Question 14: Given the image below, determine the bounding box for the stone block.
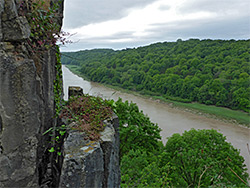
[68,86,83,98]
[101,117,120,188]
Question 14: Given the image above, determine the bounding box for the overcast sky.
[61,0,250,51]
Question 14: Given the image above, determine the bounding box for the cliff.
[0,1,120,187]
[59,116,120,188]
[59,86,120,188]
[0,0,64,187]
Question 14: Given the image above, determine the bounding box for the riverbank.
[65,64,250,127]
[63,65,250,178]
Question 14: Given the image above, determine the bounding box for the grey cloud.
[147,14,250,42]
[60,32,154,51]
[178,0,250,15]
[61,0,250,51]
[63,13,249,51]
[102,31,135,40]
[63,0,156,29]
[158,5,171,11]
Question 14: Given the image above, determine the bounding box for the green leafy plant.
[164,129,249,187]
[121,149,170,187]
[107,98,168,187]
[19,0,72,53]
[107,98,162,158]
[28,0,59,51]
[43,123,67,155]
[54,46,63,117]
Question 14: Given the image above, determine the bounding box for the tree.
[232,87,250,112]
[108,98,162,158]
[62,39,250,112]
[121,149,170,187]
[164,129,249,187]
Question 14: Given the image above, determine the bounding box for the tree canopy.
[108,100,249,187]
[164,129,249,187]
[62,39,250,112]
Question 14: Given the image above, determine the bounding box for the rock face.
[59,116,120,188]
[1,0,31,41]
[0,0,64,187]
[0,0,120,187]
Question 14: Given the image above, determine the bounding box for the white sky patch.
[108,38,134,43]
[69,0,216,43]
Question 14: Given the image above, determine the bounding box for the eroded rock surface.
[60,116,120,188]
[0,0,63,187]
[0,1,120,187]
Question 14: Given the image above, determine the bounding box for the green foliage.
[108,99,169,187]
[19,0,71,53]
[112,99,249,187]
[107,98,162,158]
[43,124,67,156]
[60,95,113,140]
[27,0,60,51]
[54,46,64,117]
[164,129,249,187]
[46,46,64,155]
[61,49,115,66]
[62,39,250,112]
[121,149,170,187]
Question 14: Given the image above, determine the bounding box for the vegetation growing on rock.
[60,95,113,140]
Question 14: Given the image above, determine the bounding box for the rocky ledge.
[60,116,120,188]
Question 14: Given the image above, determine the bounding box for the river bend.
[62,65,250,174]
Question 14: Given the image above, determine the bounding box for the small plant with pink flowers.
[18,0,71,53]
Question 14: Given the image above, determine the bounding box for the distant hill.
[61,39,250,112]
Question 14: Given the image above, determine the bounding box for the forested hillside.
[62,39,250,112]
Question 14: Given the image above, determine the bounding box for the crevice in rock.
[0,144,3,154]
[0,115,2,134]
[100,142,111,188]
[38,118,66,188]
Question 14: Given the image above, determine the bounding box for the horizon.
[60,37,250,52]
[61,0,250,52]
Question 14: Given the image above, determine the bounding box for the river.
[62,65,250,174]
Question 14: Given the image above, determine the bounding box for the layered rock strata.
[0,0,63,187]
[0,0,120,187]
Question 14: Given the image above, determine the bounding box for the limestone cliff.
[0,0,63,187]
[0,1,120,187]
[59,86,120,188]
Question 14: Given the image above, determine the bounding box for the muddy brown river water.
[62,65,250,175]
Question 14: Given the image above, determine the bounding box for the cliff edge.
[0,0,63,187]
[0,1,120,187]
